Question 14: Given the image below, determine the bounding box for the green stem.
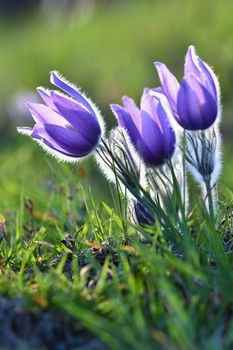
[205,179,215,222]
[182,130,186,213]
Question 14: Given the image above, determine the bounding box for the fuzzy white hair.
[95,127,147,197]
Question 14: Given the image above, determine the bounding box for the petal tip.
[187,44,196,52]
[185,45,198,63]
[50,70,59,76]
[36,86,50,97]
[154,61,164,69]
[143,87,149,94]
[25,101,32,109]
[122,95,130,102]
[37,86,46,93]
[25,101,38,111]
[50,70,61,84]
[110,103,121,112]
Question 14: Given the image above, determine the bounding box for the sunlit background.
[0,0,232,211]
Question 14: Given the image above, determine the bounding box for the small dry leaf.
[33,295,49,308]
[30,283,40,291]
[79,165,85,178]
[84,241,103,249]
[122,246,138,254]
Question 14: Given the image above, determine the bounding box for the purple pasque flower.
[154,45,220,131]
[134,201,155,226]
[110,88,176,166]
[18,71,104,162]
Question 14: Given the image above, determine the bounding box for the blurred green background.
[0,0,232,213]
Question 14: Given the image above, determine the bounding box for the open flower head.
[155,45,220,130]
[18,71,105,162]
[110,88,176,167]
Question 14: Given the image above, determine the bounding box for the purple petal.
[110,104,142,148]
[32,123,94,157]
[154,62,180,113]
[26,102,67,126]
[135,202,155,225]
[157,101,176,156]
[150,87,165,95]
[122,96,141,132]
[50,71,95,115]
[184,46,201,78]
[140,109,175,165]
[37,87,58,112]
[140,110,164,164]
[198,60,218,100]
[50,91,101,145]
[185,46,217,100]
[177,75,217,130]
[140,89,162,130]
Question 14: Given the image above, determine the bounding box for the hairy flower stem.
[185,127,221,220]
[205,178,216,221]
[182,130,186,214]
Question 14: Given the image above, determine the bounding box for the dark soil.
[0,297,109,350]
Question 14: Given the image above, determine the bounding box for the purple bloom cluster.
[111,45,220,167]
[18,45,220,171]
[18,44,221,221]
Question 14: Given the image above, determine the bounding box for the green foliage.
[0,158,232,349]
[0,1,232,348]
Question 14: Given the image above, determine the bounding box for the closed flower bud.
[155,45,221,131]
[128,199,155,227]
